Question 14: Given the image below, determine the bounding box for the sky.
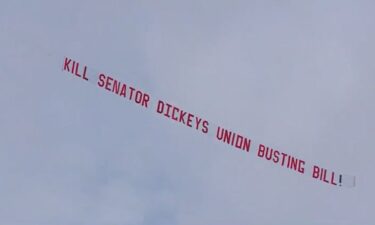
[1,1,374,224]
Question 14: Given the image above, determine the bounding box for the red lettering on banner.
[120,85,126,97]
[112,79,121,94]
[258,144,265,157]
[98,74,105,87]
[96,73,150,108]
[323,169,329,183]
[74,62,81,77]
[165,103,172,118]
[135,91,143,104]
[157,100,164,113]
[62,57,352,188]
[235,135,244,149]
[187,113,193,127]
[82,66,88,80]
[280,152,288,166]
[172,107,179,121]
[273,150,280,163]
[312,165,337,186]
[179,110,186,124]
[202,121,209,133]
[331,172,337,186]
[74,63,80,76]
[299,160,305,174]
[156,99,209,134]
[223,129,232,145]
[216,126,251,152]
[64,58,71,71]
[257,144,305,174]
[72,61,76,74]
[129,87,135,100]
[105,76,113,91]
[63,57,89,82]
[313,166,320,179]
[142,94,149,108]
[195,117,202,130]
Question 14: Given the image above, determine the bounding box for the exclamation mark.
[339,174,342,186]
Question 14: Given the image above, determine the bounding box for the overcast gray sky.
[1,1,374,224]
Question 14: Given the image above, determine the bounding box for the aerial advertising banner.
[62,56,356,188]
